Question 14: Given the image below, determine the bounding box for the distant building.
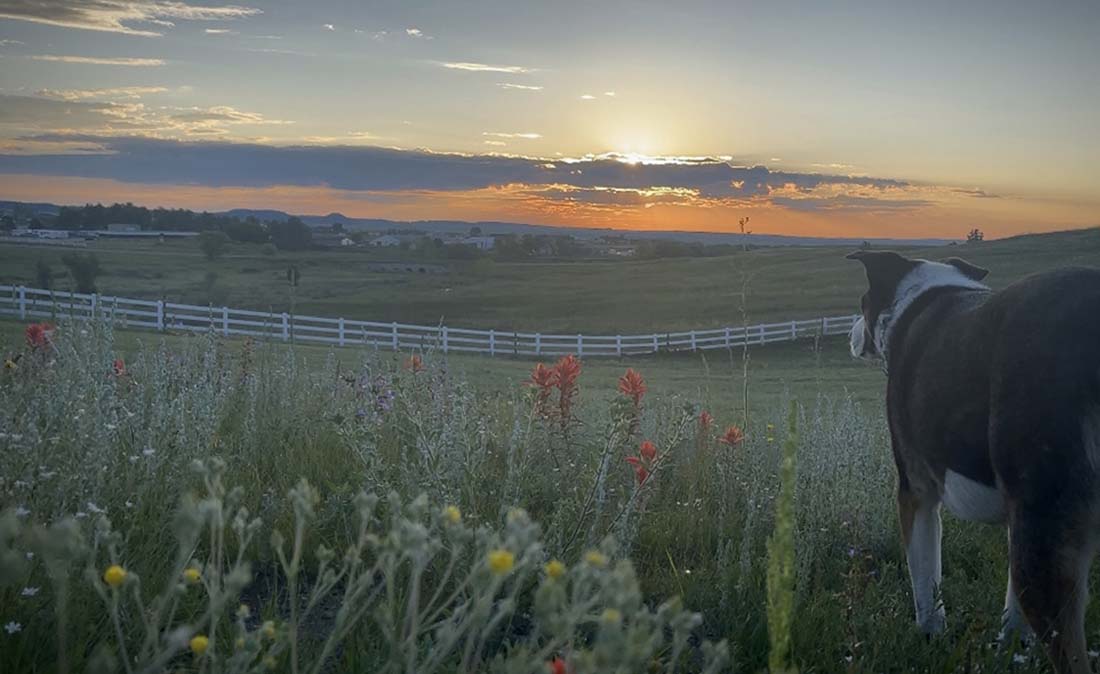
[340,237,355,247]
[31,229,72,239]
[107,223,141,232]
[370,234,402,247]
[462,236,495,251]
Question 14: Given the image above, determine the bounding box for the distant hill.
[1,199,957,248]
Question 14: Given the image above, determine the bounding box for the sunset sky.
[0,1,1097,238]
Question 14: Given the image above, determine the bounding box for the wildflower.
[142,447,155,457]
[263,656,278,669]
[190,634,209,656]
[235,637,245,650]
[625,456,650,485]
[487,549,515,576]
[262,621,276,639]
[526,362,556,417]
[182,567,201,584]
[14,506,29,518]
[601,608,622,624]
[237,604,251,618]
[548,657,570,674]
[3,358,16,370]
[112,359,126,377]
[544,559,566,580]
[403,354,424,373]
[103,565,127,589]
[24,322,54,349]
[583,550,608,568]
[443,505,461,524]
[20,587,39,597]
[719,425,745,447]
[639,439,657,462]
[617,368,647,406]
[4,622,21,635]
[699,410,714,432]
[554,354,581,423]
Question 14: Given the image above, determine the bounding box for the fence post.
[690,330,697,351]
[442,326,448,353]
[338,318,345,346]
[281,313,289,341]
[821,317,828,335]
[18,286,26,319]
[724,326,731,348]
[90,293,98,320]
[391,322,399,350]
[156,300,164,331]
[652,334,658,353]
[489,329,496,357]
[535,333,541,356]
[759,325,765,345]
[791,320,797,340]
[223,306,230,337]
[577,333,583,357]
[616,334,622,357]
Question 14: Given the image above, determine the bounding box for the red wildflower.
[547,658,570,674]
[553,355,581,424]
[403,354,424,373]
[617,368,647,407]
[625,455,650,485]
[719,425,745,446]
[24,322,54,349]
[112,358,126,377]
[699,410,714,431]
[526,362,556,417]
[626,439,658,485]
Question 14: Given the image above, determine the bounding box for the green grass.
[3,226,1097,333]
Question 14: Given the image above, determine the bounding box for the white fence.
[0,284,860,358]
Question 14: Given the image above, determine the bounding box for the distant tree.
[966,228,984,243]
[469,225,483,237]
[61,252,102,293]
[0,215,14,232]
[221,218,268,243]
[260,242,277,256]
[198,230,230,260]
[331,222,344,234]
[269,217,313,250]
[860,240,871,250]
[35,259,51,289]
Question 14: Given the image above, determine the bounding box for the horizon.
[0,1,1098,239]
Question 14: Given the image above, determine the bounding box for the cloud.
[168,106,293,126]
[483,140,506,146]
[498,83,542,91]
[36,86,169,100]
[0,136,913,206]
[604,91,615,97]
[579,94,595,100]
[952,187,1001,199]
[441,62,532,74]
[204,28,238,34]
[0,0,261,37]
[768,195,931,212]
[322,23,335,31]
[405,27,431,38]
[0,38,25,46]
[30,54,165,66]
[482,132,541,139]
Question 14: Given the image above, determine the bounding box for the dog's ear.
[944,257,989,281]
[845,251,915,289]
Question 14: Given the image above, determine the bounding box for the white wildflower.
[142,447,155,457]
[75,511,88,519]
[21,587,39,597]
[86,502,105,514]
[4,622,21,635]
[15,506,30,518]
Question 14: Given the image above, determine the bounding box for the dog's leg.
[899,486,945,634]
[1000,558,1034,644]
[1010,512,1094,674]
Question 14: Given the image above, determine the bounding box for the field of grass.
[2,229,1099,672]
[3,226,1097,333]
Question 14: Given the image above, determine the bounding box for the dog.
[847,250,1100,673]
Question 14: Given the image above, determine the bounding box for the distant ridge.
[2,200,955,248]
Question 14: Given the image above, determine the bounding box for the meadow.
[1,228,1099,672]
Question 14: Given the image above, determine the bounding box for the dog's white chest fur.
[942,470,1006,523]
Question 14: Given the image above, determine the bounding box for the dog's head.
[846,251,989,361]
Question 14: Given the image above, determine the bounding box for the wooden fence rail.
[0,284,860,358]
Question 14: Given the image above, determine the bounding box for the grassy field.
[2,228,1099,672]
[2,226,1097,333]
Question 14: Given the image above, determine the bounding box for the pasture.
[1,228,1098,673]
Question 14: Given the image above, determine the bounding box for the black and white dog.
[848,251,1100,673]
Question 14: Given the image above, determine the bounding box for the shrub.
[60,252,102,293]
[199,230,231,260]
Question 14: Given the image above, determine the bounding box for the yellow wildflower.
[443,505,461,525]
[583,550,608,568]
[487,549,515,575]
[103,565,127,588]
[190,634,209,656]
[182,567,201,584]
[601,608,622,624]
[237,604,251,618]
[263,656,278,670]
[544,559,566,580]
[3,359,15,370]
[235,637,245,650]
[262,621,276,639]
